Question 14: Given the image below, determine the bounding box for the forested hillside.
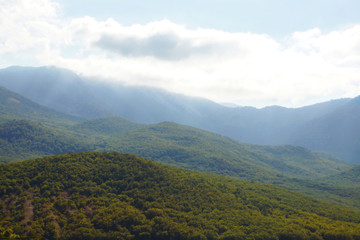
[0,119,91,163]
[320,165,360,188]
[104,121,350,180]
[70,117,144,136]
[1,152,360,240]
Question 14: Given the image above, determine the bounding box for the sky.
[1,0,360,107]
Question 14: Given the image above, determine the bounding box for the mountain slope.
[71,117,144,136]
[0,86,80,127]
[101,121,360,209]
[0,66,225,123]
[320,165,360,188]
[0,66,111,119]
[1,152,360,239]
[0,119,92,163]
[106,121,350,181]
[288,96,360,164]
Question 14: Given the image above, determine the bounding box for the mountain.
[0,66,111,119]
[0,84,356,209]
[1,152,360,239]
[287,96,360,164]
[0,66,225,124]
[0,67,359,163]
[1,66,357,163]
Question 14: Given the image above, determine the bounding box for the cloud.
[1,0,360,107]
[92,19,245,61]
[96,33,217,61]
[0,0,61,50]
[96,33,193,60]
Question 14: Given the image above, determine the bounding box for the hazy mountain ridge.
[287,96,360,163]
[1,152,360,239]
[0,66,111,119]
[0,86,81,127]
[0,66,358,163]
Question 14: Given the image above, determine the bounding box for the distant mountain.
[1,66,359,163]
[0,66,111,119]
[0,66,225,124]
[287,96,360,163]
[0,86,80,127]
[1,152,360,239]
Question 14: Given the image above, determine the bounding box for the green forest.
[1,152,360,240]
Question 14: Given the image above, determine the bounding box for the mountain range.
[1,84,360,211]
[0,66,359,163]
[1,65,360,239]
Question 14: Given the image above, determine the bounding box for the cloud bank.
[1,0,360,107]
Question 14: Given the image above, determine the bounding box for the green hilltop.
[1,152,360,240]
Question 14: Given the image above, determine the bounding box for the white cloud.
[1,0,360,107]
[0,0,62,53]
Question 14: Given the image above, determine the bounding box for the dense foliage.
[320,165,360,188]
[0,120,91,162]
[104,122,350,180]
[70,117,144,136]
[1,152,360,240]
